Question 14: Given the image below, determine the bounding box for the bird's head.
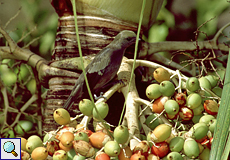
[113,30,137,48]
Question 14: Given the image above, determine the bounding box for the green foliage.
[148,0,229,42]
[210,49,230,160]
[0,0,57,138]
[1,0,58,59]
[148,0,174,43]
[196,0,229,40]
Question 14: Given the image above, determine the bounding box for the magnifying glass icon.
[3,141,18,157]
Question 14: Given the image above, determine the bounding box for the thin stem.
[71,0,94,105]
[118,0,146,126]
[71,0,113,139]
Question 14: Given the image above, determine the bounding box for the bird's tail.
[63,95,75,111]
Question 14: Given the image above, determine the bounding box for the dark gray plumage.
[63,30,137,112]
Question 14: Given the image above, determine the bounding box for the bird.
[63,30,137,113]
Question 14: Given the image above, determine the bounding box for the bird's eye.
[127,37,133,41]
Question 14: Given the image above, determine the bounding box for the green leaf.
[210,49,230,160]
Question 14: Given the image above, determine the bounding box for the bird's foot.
[117,79,125,86]
[94,92,107,100]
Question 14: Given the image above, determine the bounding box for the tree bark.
[44,0,163,131]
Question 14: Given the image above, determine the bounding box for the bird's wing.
[86,47,111,74]
[62,94,75,110]
[63,79,85,110]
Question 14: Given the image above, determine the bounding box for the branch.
[95,82,126,104]
[134,98,172,126]
[213,22,230,43]
[0,85,10,132]
[117,57,141,148]
[146,41,228,56]
[4,7,22,29]
[0,27,82,87]
[126,59,180,76]
[144,22,230,56]
[0,26,47,67]
[0,27,18,53]
[138,105,152,136]
[10,94,39,127]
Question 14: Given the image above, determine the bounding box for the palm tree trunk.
[43,0,163,132]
